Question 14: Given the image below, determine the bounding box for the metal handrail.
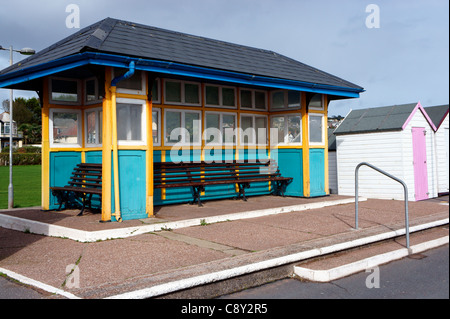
[355,162,410,249]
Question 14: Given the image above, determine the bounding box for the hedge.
[0,153,41,166]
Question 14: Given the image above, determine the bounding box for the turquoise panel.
[111,150,147,221]
[49,151,82,209]
[85,151,102,164]
[275,149,303,197]
[309,148,326,197]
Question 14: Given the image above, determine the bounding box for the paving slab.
[0,195,447,299]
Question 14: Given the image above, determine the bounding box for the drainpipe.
[110,61,136,222]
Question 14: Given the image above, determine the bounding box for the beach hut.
[425,105,449,195]
[0,18,364,221]
[334,102,439,201]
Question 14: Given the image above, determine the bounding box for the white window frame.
[152,107,161,146]
[49,108,82,148]
[240,88,267,111]
[164,109,202,146]
[85,107,102,147]
[84,77,102,105]
[270,90,302,111]
[151,78,161,104]
[116,98,147,146]
[308,113,325,145]
[164,79,201,106]
[270,114,302,146]
[239,113,268,146]
[112,68,147,95]
[204,111,237,146]
[204,84,237,109]
[308,94,324,111]
[49,77,82,105]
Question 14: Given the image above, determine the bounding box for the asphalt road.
[220,244,449,299]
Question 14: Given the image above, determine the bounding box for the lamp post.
[0,45,35,209]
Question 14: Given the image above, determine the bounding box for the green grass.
[0,165,41,209]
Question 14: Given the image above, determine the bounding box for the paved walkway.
[0,195,448,299]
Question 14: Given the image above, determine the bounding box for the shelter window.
[164,109,201,145]
[270,115,301,145]
[309,114,324,145]
[152,108,161,146]
[49,108,82,147]
[116,98,146,145]
[164,80,201,106]
[204,112,237,145]
[85,108,103,147]
[84,78,102,105]
[49,77,81,105]
[113,68,146,95]
[151,78,161,104]
[270,90,301,110]
[240,114,268,146]
[205,85,236,108]
[308,94,324,110]
[240,89,267,110]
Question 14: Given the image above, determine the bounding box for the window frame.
[270,90,302,111]
[270,114,302,146]
[49,77,82,105]
[49,108,82,148]
[112,68,147,95]
[240,88,268,111]
[204,84,237,109]
[204,111,238,146]
[308,113,325,145]
[308,94,324,111]
[151,78,161,104]
[84,77,102,105]
[239,113,268,146]
[84,107,103,147]
[115,98,147,146]
[152,107,161,146]
[164,108,202,146]
[163,79,201,106]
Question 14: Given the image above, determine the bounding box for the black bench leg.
[191,186,205,207]
[237,183,250,201]
[52,190,67,211]
[78,194,87,216]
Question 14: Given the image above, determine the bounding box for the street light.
[0,45,36,209]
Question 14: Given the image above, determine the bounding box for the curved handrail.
[355,162,410,249]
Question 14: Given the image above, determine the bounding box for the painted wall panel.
[435,114,449,194]
[276,149,303,197]
[49,151,82,209]
[309,149,326,197]
[328,151,338,194]
[111,150,147,221]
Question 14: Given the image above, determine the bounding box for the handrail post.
[355,162,410,250]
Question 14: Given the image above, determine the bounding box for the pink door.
[412,127,429,200]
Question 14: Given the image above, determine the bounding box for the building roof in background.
[0,18,363,96]
[424,105,449,129]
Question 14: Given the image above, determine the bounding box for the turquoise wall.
[275,148,303,197]
[309,148,326,197]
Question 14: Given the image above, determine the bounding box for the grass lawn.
[0,165,41,209]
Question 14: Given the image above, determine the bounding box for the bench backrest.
[67,163,102,189]
[153,160,281,187]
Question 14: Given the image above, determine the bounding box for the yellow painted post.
[110,85,122,222]
[301,93,310,197]
[41,77,50,210]
[101,67,113,222]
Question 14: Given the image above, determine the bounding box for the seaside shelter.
[0,18,364,221]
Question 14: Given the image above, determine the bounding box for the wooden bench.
[50,163,102,216]
[153,160,292,207]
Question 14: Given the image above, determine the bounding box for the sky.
[0,0,448,116]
